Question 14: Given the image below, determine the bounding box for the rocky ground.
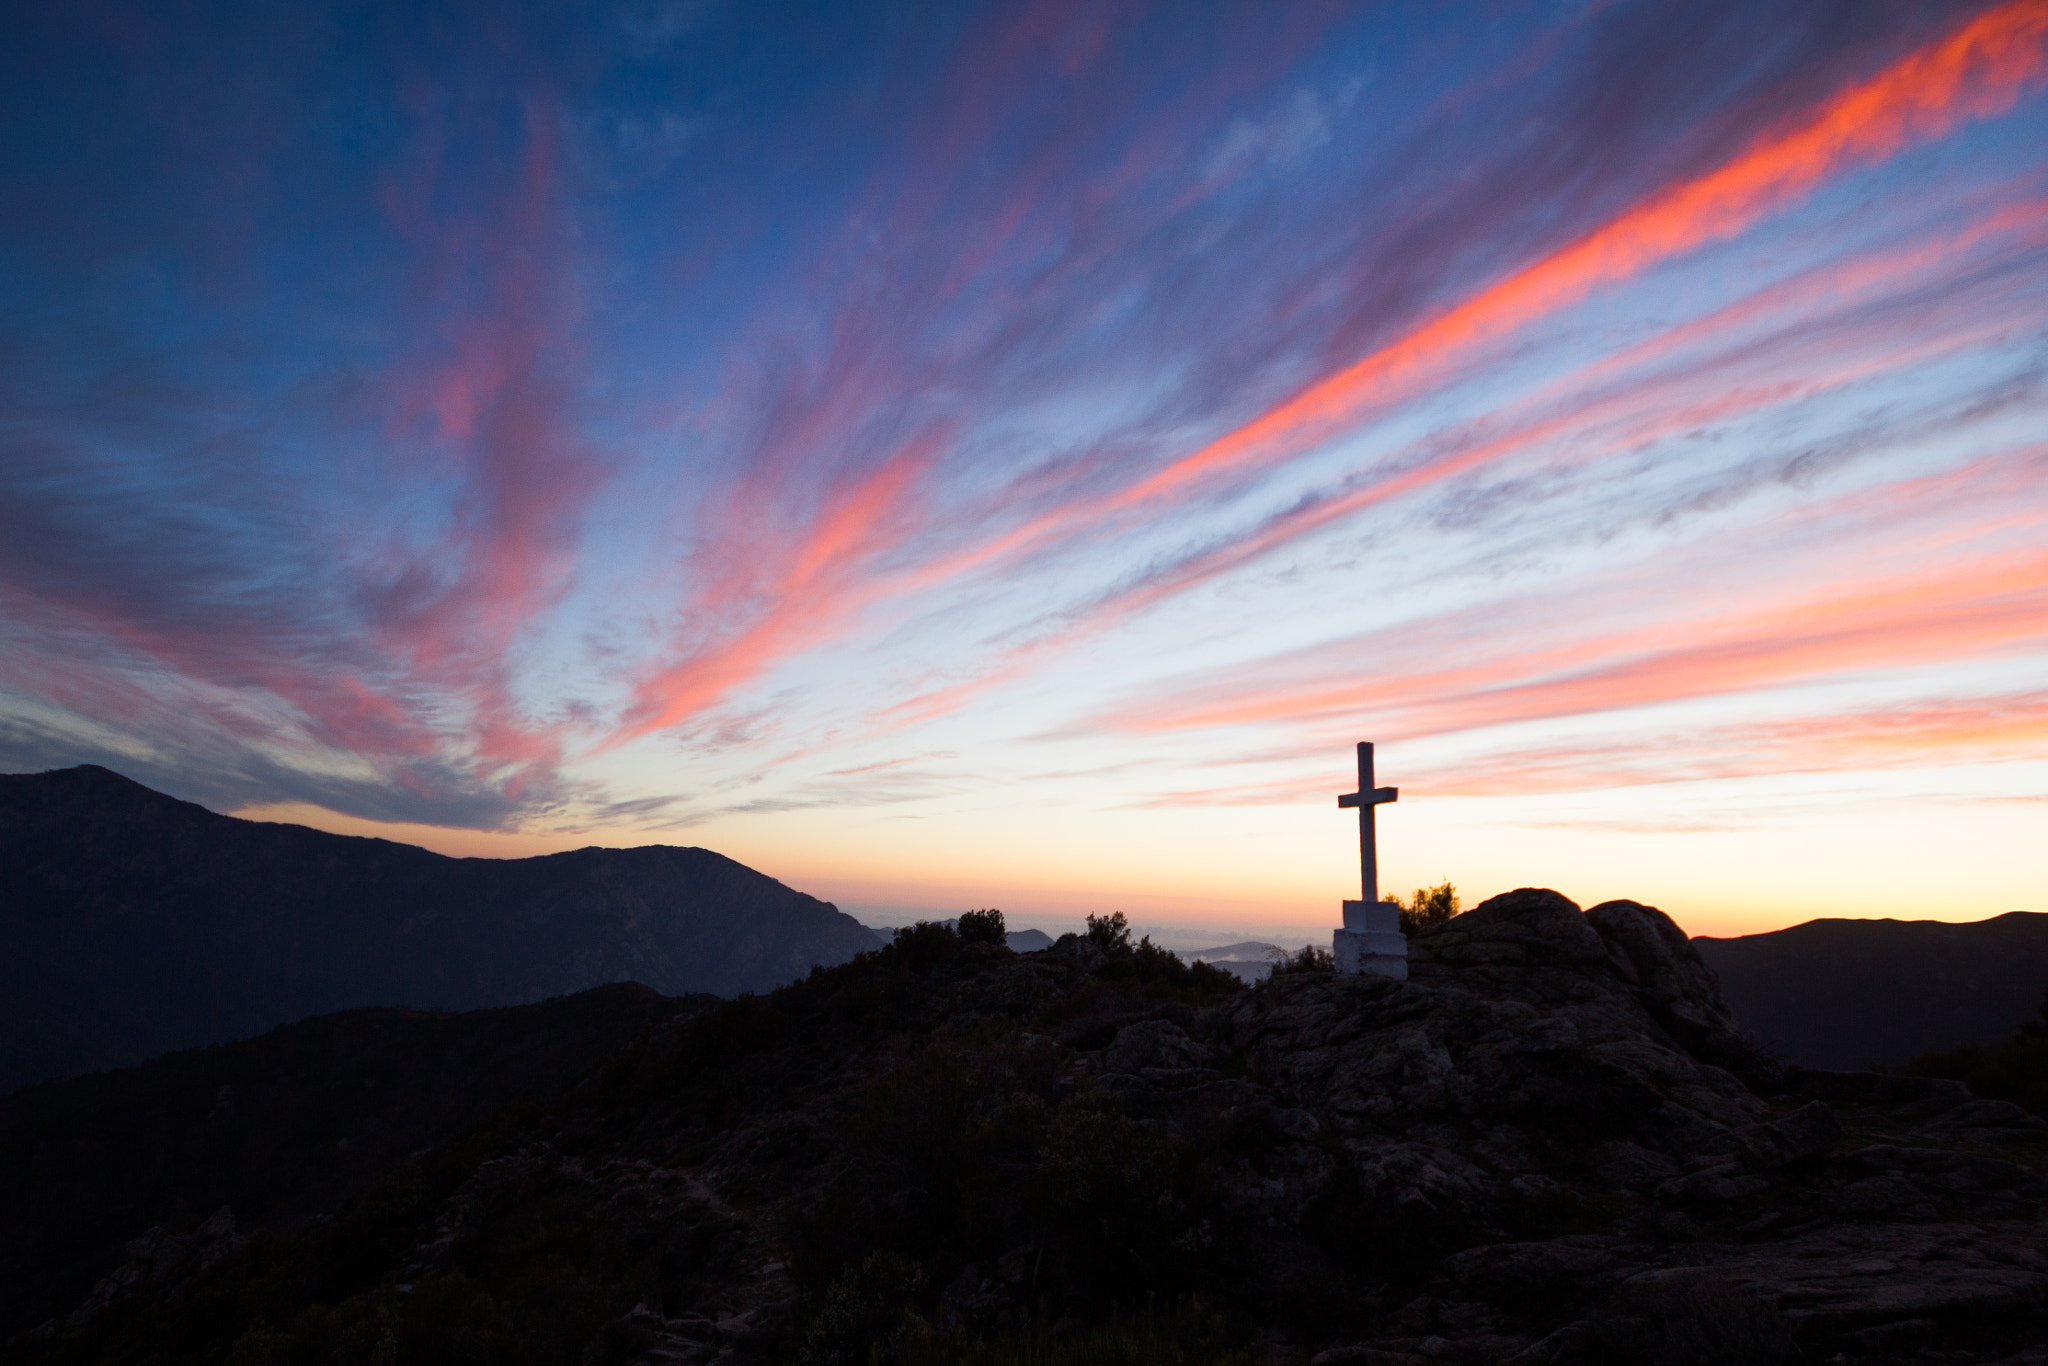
[1226,891,2048,1363]
[10,890,2047,1365]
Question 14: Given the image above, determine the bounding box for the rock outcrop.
[1212,890,2048,1363]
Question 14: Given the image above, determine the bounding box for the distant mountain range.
[0,766,879,1094]
[1695,911,2048,1069]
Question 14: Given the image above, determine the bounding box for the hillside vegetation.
[0,983,705,1338]
[1890,988,2048,1120]
[14,891,2048,1365]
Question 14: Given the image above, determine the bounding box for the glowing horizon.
[3,0,2046,940]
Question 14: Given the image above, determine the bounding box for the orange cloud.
[1105,0,2048,512]
[1123,688,2048,810]
[1426,690,2048,798]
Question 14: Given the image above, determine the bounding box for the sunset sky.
[3,0,2045,938]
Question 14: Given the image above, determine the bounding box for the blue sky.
[4,0,2046,935]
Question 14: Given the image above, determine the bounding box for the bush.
[1085,943,1243,1001]
[1889,986,2048,1117]
[1396,882,1458,934]
[1271,945,1334,976]
[958,909,1007,946]
[890,921,964,971]
[797,1249,930,1366]
[1085,912,1132,953]
[1033,1101,1224,1297]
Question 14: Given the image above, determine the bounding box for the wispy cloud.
[1076,440,2048,744]
[630,2,2048,752]
[1062,1,2048,521]
[2,0,2045,911]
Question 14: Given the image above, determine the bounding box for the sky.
[2,0,2046,940]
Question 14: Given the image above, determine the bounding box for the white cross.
[1336,741,1398,903]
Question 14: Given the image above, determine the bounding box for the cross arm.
[1336,786,1398,808]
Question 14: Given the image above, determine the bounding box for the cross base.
[1335,899,1408,979]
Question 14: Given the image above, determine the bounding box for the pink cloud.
[611,434,945,744]
[1081,444,2048,745]
[1095,1,2048,514]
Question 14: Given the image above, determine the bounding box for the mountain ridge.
[1694,910,2048,1069]
[0,765,878,1093]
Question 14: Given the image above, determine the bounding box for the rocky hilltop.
[11,890,2048,1365]
[0,766,879,1093]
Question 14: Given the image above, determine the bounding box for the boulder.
[1446,1240,1620,1305]
[1584,900,1744,1056]
[1101,1019,1211,1073]
[1411,889,1610,971]
[1711,1101,1841,1170]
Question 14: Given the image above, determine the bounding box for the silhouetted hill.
[0,765,880,1092]
[17,894,2048,1364]
[1694,912,2048,1069]
[0,982,709,1338]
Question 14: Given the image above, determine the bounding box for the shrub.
[1271,945,1334,975]
[1396,882,1458,934]
[1889,986,2048,1117]
[958,909,1007,946]
[890,921,964,971]
[797,1249,929,1366]
[1032,1101,1224,1298]
[1087,939,1243,999]
[1085,912,1132,954]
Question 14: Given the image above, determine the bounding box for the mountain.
[0,766,880,1093]
[1693,912,2048,1069]
[15,893,2048,1364]
[0,982,708,1338]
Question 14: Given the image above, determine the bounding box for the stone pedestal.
[1335,899,1407,979]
